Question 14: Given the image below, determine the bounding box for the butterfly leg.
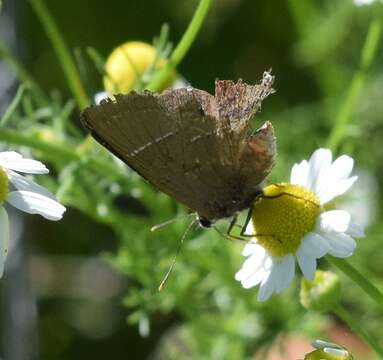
[213,226,246,242]
[239,205,254,237]
[213,214,247,242]
[223,205,257,240]
[227,214,238,236]
[262,186,320,207]
[239,205,282,243]
[223,214,248,241]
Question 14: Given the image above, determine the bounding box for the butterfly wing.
[81,76,276,221]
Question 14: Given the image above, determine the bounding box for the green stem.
[0,128,126,182]
[146,0,213,91]
[327,15,382,152]
[0,84,27,126]
[334,304,383,358]
[326,256,383,309]
[0,40,47,105]
[28,0,90,109]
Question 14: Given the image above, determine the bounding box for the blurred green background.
[0,0,382,359]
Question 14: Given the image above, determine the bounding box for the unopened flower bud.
[304,339,353,359]
[104,41,176,93]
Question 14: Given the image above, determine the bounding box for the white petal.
[297,252,317,280]
[235,247,268,282]
[334,176,358,197]
[0,151,23,161]
[318,210,351,233]
[274,255,295,294]
[328,155,354,181]
[290,160,309,186]
[306,148,332,192]
[346,222,365,238]
[0,154,49,174]
[323,232,356,258]
[241,241,262,257]
[241,267,269,289]
[318,176,358,204]
[235,255,264,281]
[299,232,329,259]
[270,259,284,294]
[0,207,9,278]
[257,269,276,302]
[6,170,56,200]
[263,255,273,271]
[236,244,274,291]
[7,191,66,220]
[313,153,356,204]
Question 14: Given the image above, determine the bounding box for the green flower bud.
[300,270,341,311]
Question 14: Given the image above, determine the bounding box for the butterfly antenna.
[158,218,197,291]
[151,213,196,232]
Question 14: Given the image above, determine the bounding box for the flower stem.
[326,256,383,309]
[147,0,213,91]
[0,40,47,106]
[0,84,27,126]
[327,14,382,152]
[28,0,90,109]
[334,304,383,359]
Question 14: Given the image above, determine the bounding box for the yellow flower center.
[251,183,321,257]
[0,167,9,204]
[104,41,176,94]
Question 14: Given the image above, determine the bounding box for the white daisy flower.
[235,148,364,302]
[0,151,66,277]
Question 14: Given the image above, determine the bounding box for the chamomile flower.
[0,151,66,277]
[235,149,364,302]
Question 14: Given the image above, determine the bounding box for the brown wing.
[81,75,276,221]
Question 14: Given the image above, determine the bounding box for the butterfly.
[81,71,276,232]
